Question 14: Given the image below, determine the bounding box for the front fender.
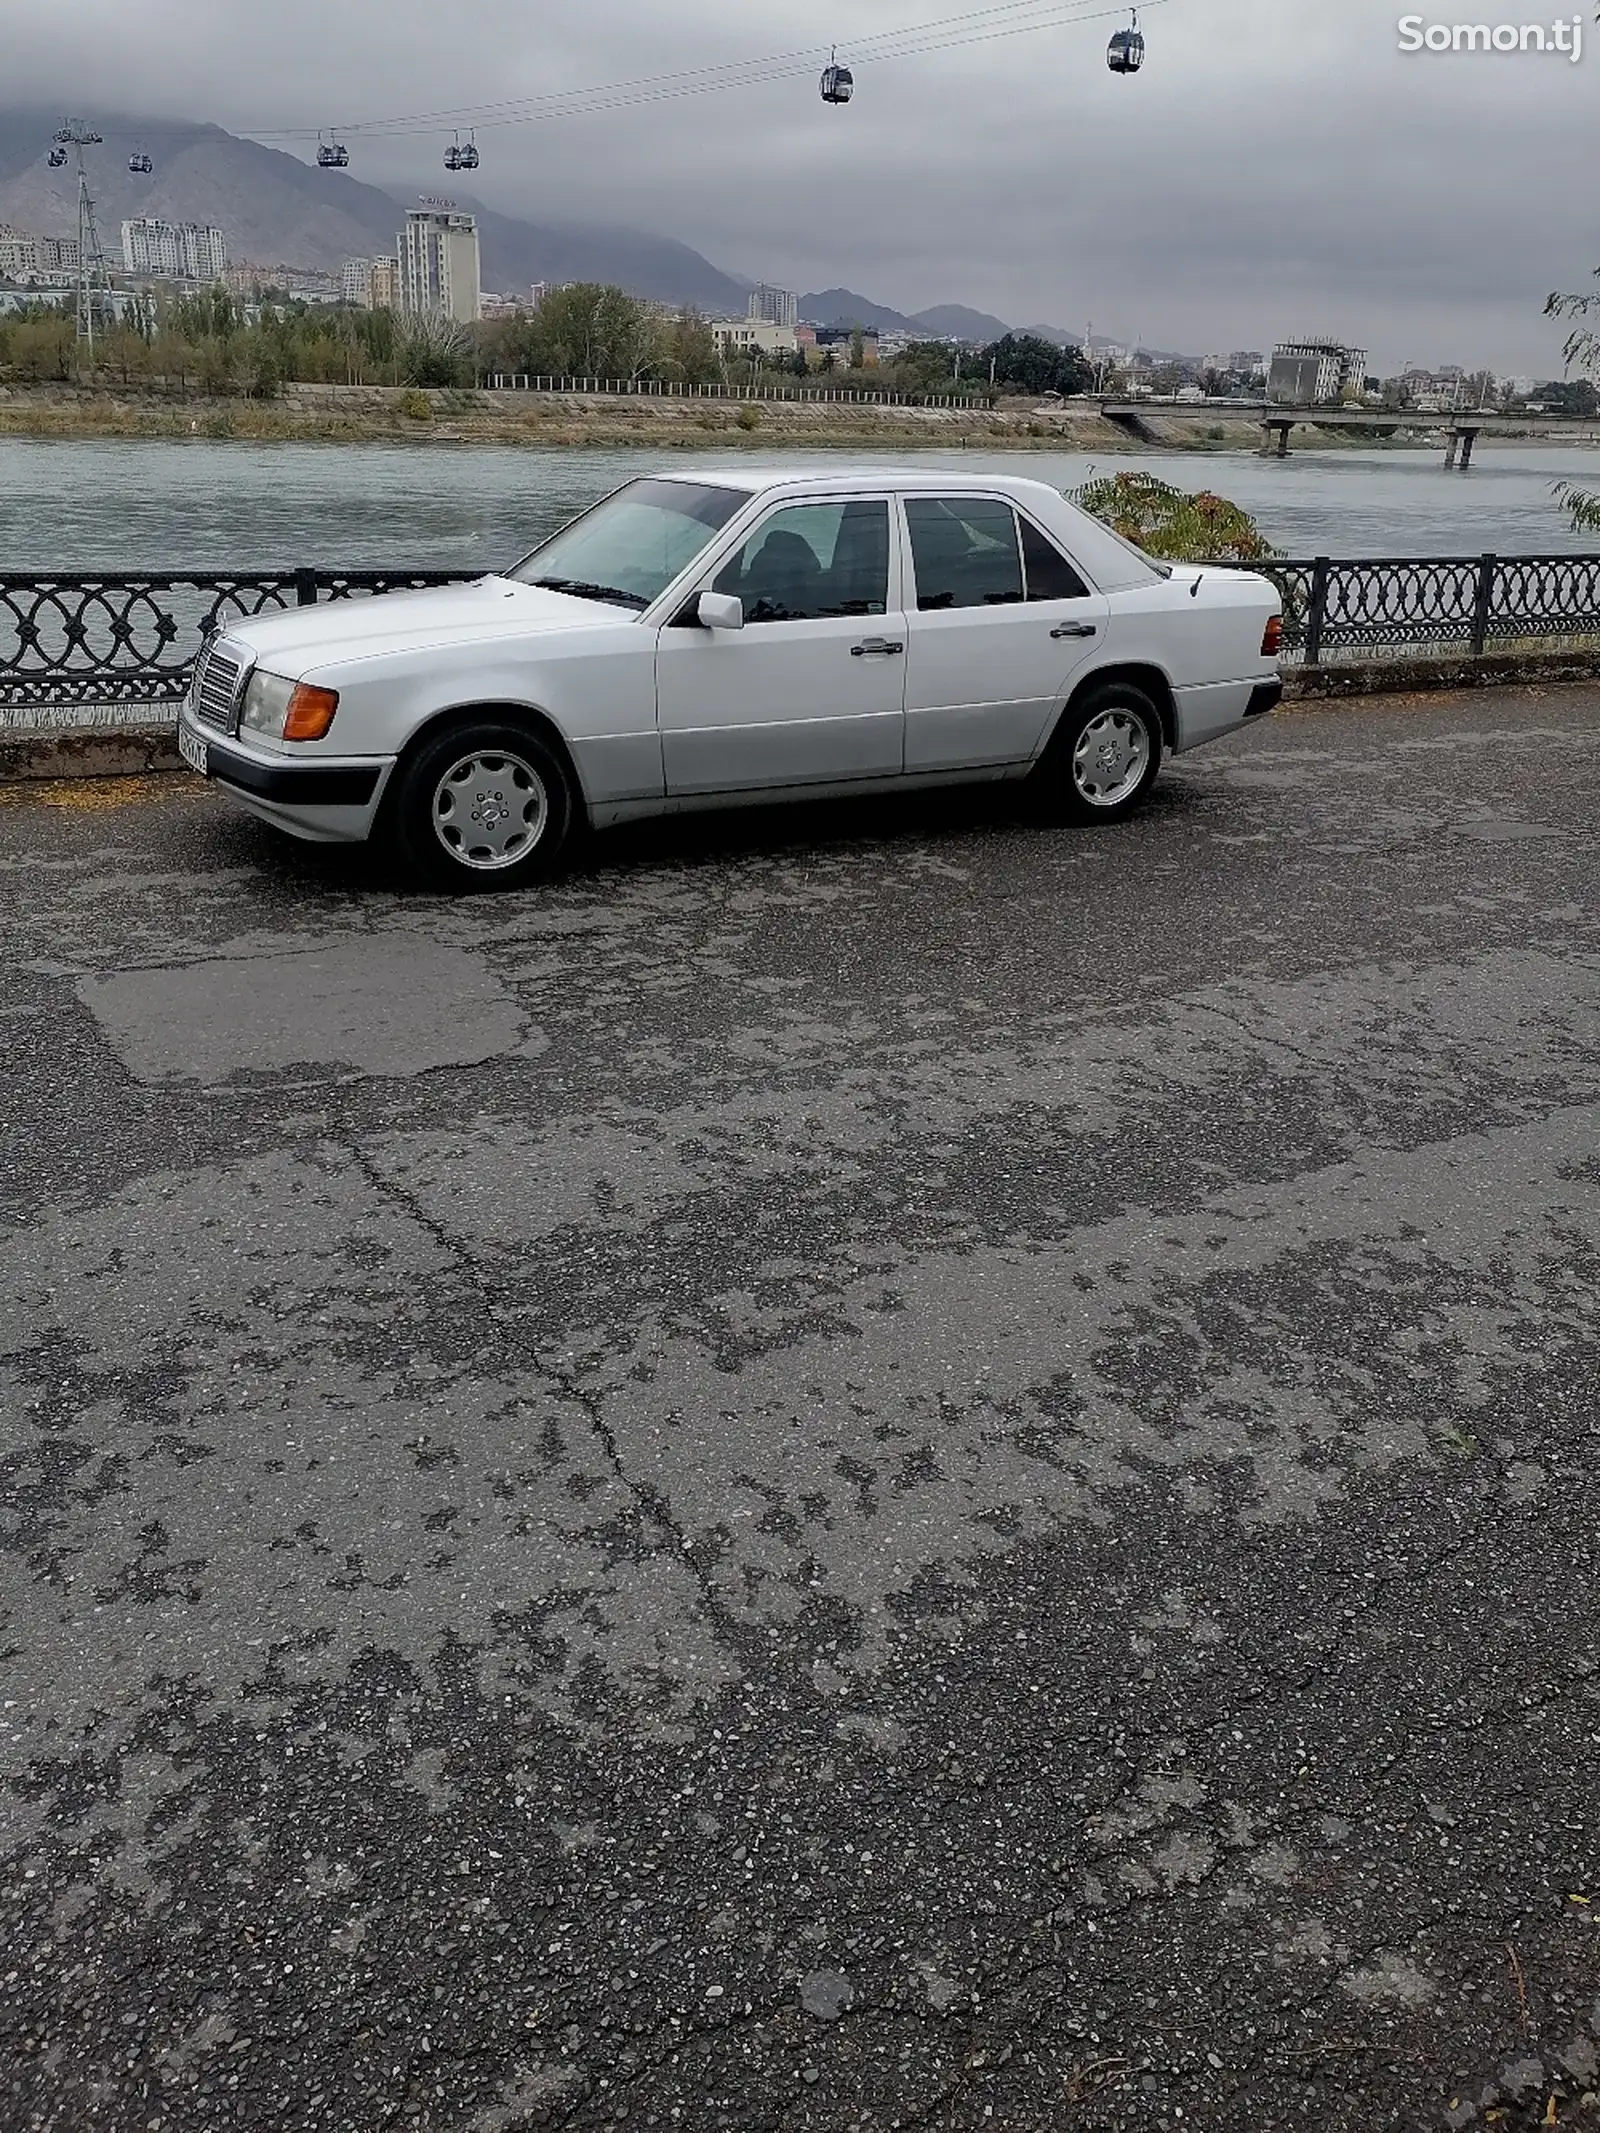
[295,632,665,806]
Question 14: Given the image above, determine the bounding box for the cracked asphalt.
[2,686,1598,2133]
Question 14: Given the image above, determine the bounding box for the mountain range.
[0,108,1086,345]
[797,289,1086,348]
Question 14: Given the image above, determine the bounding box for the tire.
[1028,680,1164,825]
[388,719,575,892]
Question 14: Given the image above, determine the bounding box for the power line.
[248,0,1170,142]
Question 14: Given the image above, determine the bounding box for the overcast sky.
[7,0,1595,371]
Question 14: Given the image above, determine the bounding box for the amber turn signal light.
[1260,614,1283,659]
[282,683,340,742]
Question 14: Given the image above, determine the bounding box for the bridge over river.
[1093,397,1600,467]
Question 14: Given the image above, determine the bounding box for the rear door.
[655,494,907,795]
[901,494,1110,772]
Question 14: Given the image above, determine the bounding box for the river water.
[4,437,1599,572]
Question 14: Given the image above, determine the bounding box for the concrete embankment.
[0,380,1505,453]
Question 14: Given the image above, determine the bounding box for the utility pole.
[55,122,113,361]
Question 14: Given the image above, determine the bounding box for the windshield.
[508,479,747,610]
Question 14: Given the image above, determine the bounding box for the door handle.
[1050,621,1098,639]
[851,638,904,656]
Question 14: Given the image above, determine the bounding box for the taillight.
[1261,614,1283,659]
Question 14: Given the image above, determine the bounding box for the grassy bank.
[1,380,1551,454]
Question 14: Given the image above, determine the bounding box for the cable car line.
[259,0,1148,139]
[249,0,1173,160]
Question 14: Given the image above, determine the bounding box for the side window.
[712,500,889,623]
[905,496,1023,611]
[1019,515,1091,602]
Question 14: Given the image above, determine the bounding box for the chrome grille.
[193,643,244,732]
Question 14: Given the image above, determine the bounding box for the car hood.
[216,576,638,675]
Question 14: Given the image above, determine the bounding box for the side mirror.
[697,590,745,631]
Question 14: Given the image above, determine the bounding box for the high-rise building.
[189,225,228,282]
[341,258,373,306]
[0,224,41,279]
[1267,339,1367,406]
[399,208,480,324]
[39,234,80,275]
[370,257,399,309]
[121,217,228,283]
[747,283,798,328]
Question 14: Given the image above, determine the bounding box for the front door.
[901,494,1110,772]
[656,496,906,795]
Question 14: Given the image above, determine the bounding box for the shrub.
[734,404,760,432]
[1074,471,1272,563]
[399,388,433,421]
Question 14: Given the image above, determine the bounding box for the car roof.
[681,465,1066,501]
[645,466,1168,594]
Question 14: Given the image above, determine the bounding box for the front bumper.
[181,704,395,845]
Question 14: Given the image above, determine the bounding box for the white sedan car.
[177,467,1283,890]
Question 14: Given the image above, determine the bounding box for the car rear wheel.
[1030,681,1163,824]
[389,720,574,891]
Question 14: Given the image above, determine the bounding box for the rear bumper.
[183,706,394,844]
[1243,679,1284,719]
[1171,675,1281,753]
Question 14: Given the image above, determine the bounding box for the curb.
[1283,650,1600,700]
[0,725,185,783]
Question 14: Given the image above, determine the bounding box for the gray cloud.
[6,0,1592,369]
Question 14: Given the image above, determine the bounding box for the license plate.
[177,725,208,776]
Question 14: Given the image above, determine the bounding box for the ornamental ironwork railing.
[1247,552,1600,665]
[0,570,471,726]
[5,552,1600,729]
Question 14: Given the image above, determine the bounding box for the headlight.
[240,669,296,737]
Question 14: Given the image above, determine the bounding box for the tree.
[980,332,1093,398]
[1534,377,1600,418]
[1545,267,1600,528]
[849,326,865,371]
[402,316,474,388]
[666,310,719,384]
[512,282,664,382]
[1074,473,1273,563]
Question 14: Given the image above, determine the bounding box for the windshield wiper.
[530,576,649,611]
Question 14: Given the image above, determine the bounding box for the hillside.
[0,109,746,310]
[799,288,1031,344]
[0,109,1088,339]
[903,302,1012,343]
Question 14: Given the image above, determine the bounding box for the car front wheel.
[1031,682,1163,824]
[389,719,574,891]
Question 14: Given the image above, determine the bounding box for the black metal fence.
[0,570,471,726]
[5,551,1600,729]
[1256,552,1600,665]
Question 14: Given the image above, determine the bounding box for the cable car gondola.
[47,144,68,168]
[316,132,351,169]
[820,48,854,104]
[128,150,153,175]
[1107,11,1145,73]
[444,130,479,172]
